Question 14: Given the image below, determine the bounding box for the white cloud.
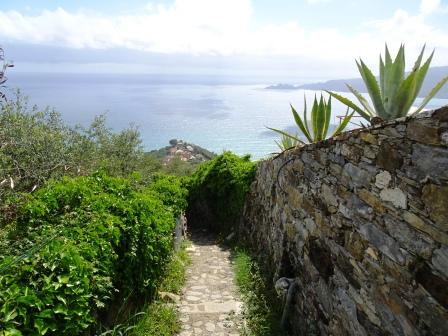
[420,0,441,16]
[0,0,447,68]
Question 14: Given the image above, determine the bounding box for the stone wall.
[240,106,448,335]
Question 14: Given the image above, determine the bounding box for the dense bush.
[187,152,256,234]
[0,93,164,226]
[0,172,188,335]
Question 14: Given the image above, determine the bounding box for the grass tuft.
[131,240,192,336]
[233,249,286,336]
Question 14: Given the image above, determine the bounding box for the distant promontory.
[265,65,448,99]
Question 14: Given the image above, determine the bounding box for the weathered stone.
[422,184,448,231]
[415,263,448,309]
[343,163,371,188]
[403,211,448,245]
[383,214,433,258]
[288,186,304,210]
[345,231,368,261]
[432,246,448,279]
[358,188,386,214]
[376,142,403,172]
[410,144,448,182]
[360,132,378,145]
[363,146,377,159]
[321,183,338,208]
[358,223,405,264]
[441,131,448,146]
[375,171,391,189]
[379,188,407,209]
[406,120,440,145]
[341,144,363,162]
[365,247,379,260]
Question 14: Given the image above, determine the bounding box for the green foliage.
[233,250,285,336]
[147,173,189,217]
[130,303,179,336]
[0,172,188,335]
[0,93,146,226]
[328,44,448,121]
[268,95,353,149]
[131,241,191,336]
[0,46,14,102]
[188,152,256,234]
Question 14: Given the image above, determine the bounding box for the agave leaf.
[326,91,372,121]
[394,70,419,117]
[412,50,434,103]
[291,104,312,142]
[311,95,319,140]
[302,95,311,136]
[332,108,355,137]
[322,96,332,140]
[357,59,386,118]
[346,84,375,116]
[413,75,448,115]
[266,127,302,143]
[412,44,426,72]
[316,95,326,141]
[380,55,385,95]
[383,45,405,116]
[385,44,392,67]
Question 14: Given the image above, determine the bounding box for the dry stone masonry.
[240,106,448,335]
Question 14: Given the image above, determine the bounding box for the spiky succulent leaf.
[357,59,386,117]
[267,127,302,143]
[382,45,405,116]
[394,69,419,118]
[316,95,326,141]
[412,44,426,72]
[347,84,375,116]
[291,104,312,142]
[311,95,319,140]
[326,91,372,121]
[332,108,354,137]
[322,96,332,139]
[413,75,448,115]
[412,50,434,104]
[302,96,311,136]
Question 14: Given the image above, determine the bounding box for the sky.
[0,0,447,80]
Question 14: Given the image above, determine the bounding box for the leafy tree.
[0,46,14,102]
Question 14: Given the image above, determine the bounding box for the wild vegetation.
[0,93,202,226]
[187,152,256,234]
[233,249,285,336]
[0,172,189,335]
[0,47,14,102]
[328,44,448,121]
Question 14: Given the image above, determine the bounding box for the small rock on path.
[177,232,242,336]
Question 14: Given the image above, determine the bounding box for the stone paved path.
[177,232,242,336]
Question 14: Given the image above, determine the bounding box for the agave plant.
[268,95,354,148]
[274,132,300,151]
[328,44,448,122]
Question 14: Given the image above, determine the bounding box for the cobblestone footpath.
[177,232,242,335]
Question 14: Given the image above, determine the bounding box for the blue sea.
[7,73,448,160]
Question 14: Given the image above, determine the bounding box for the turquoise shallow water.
[8,73,448,160]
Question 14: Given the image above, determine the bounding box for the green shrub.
[187,152,256,234]
[0,172,188,335]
